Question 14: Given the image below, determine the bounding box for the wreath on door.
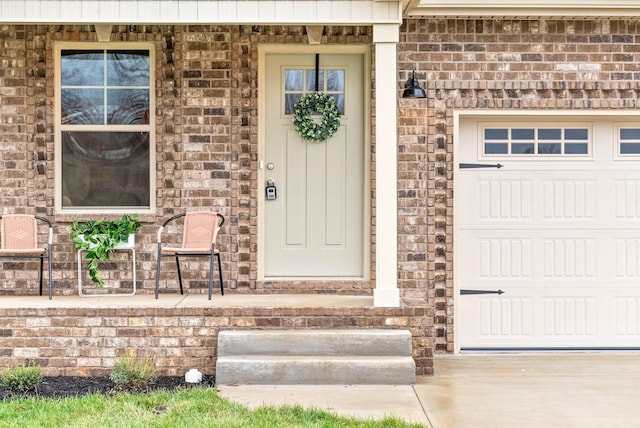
[293,92,341,143]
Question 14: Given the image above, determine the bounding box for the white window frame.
[614,124,640,160]
[54,41,156,215]
[478,122,593,161]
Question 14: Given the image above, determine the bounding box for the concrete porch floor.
[0,293,374,308]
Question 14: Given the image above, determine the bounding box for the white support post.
[373,24,400,307]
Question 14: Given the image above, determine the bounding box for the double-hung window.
[55,43,154,213]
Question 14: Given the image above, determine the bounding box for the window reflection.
[61,50,150,126]
[62,131,150,207]
[538,143,561,154]
[538,129,561,140]
[107,51,150,86]
[511,129,534,140]
[284,67,346,115]
[485,128,508,140]
[61,88,104,125]
[285,70,303,91]
[332,94,344,115]
[285,94,302,116]
[61,50,104,85]
[306,70,324,91]
[107,89,150,124]
[512,143,535,154]
[326,70,344,91]
[566,143,588,154]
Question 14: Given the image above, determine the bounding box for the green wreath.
[293,92,341,143]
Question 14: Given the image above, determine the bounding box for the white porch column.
[373,23,400,307]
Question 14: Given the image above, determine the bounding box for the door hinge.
[460,289,505,295]
[459,163,503,169]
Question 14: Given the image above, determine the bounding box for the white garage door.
[457,117,640,350]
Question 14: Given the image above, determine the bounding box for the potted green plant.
[70,214,142,288]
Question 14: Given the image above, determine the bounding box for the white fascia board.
[0,0,402,25]
[403,0,640,18]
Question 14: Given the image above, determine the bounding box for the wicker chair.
[155,211,225,300]
[0,214,53,299]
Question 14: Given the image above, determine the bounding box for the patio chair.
[0,214,53,299]
[155,211,225,300]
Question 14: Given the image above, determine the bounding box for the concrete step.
[217,329,412,357]
[215,329,416,385]
[216,355,416,385]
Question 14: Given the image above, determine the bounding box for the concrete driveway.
[416,353,640,428]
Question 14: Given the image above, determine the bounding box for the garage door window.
[483,127,590,157]
[618,128,640,156]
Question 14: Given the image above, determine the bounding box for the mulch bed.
[0,376,216,400]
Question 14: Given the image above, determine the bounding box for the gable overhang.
[0,0,402,25]
[402,0,640,19]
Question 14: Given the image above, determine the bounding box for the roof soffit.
[402,0,640,19]
[0,0,402,25]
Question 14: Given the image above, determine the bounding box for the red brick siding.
[399,18,640,352]
[0,306,434,376]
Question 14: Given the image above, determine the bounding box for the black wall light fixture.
[402,71,427,98]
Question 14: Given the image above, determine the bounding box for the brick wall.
[0,305,434,376]
[398,18,640,352]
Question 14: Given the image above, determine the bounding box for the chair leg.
[155,245,162,299]
[208,253,214,300]
[47,246,52,300]
[217,254,224,296]
[175,256,184,295]
[39,256,44,296]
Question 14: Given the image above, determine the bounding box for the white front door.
[457,116,640,350]
[264,53,364,277]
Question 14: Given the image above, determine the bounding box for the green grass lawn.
[0,387,426,428]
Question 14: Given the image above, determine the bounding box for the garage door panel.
[481,297,534,338]
[542,178,597,220]
[615,178,640,219]
[458,235,533,281]
[542,297,598,337]
[478,178,533,220]
[458,231,606,282]
[478,238,533,279]
[458,173,605,225]
[615,297,640,336]
[542,238,596,278]
[462,291,640,348]
[458,175,534,225]
[461,294,602,348]
[615,238,640,277]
